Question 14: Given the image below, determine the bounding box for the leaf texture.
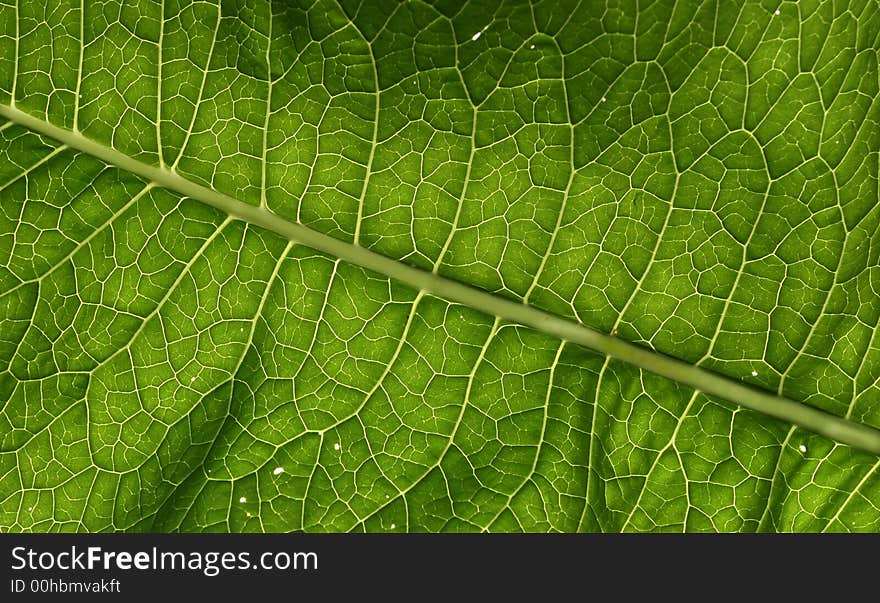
[1,0,880,532]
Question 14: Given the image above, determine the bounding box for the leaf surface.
[1,0,880,532]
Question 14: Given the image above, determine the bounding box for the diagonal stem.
[2,102,879,456]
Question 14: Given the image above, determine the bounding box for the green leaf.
[1,0,879,533]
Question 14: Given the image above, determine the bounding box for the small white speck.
[412,80,417,85]
[530,44,535,49]
[799,444,807,453]
[601,97,607,102]
[246,512,252,517]
[774,8,781,15]
[390,523,396,529]
[472,31,481,41]
[190,377,196,382]
[385,494,390,499]
[273,467,284,475]
[28,506,32,511]
[239,496,247,503]
[334,443,340,451]
[751,370,758,377]
[240,327,244,332]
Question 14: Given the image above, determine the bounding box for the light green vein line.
[3,102,879,456]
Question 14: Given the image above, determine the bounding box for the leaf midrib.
[2,102,878,455]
